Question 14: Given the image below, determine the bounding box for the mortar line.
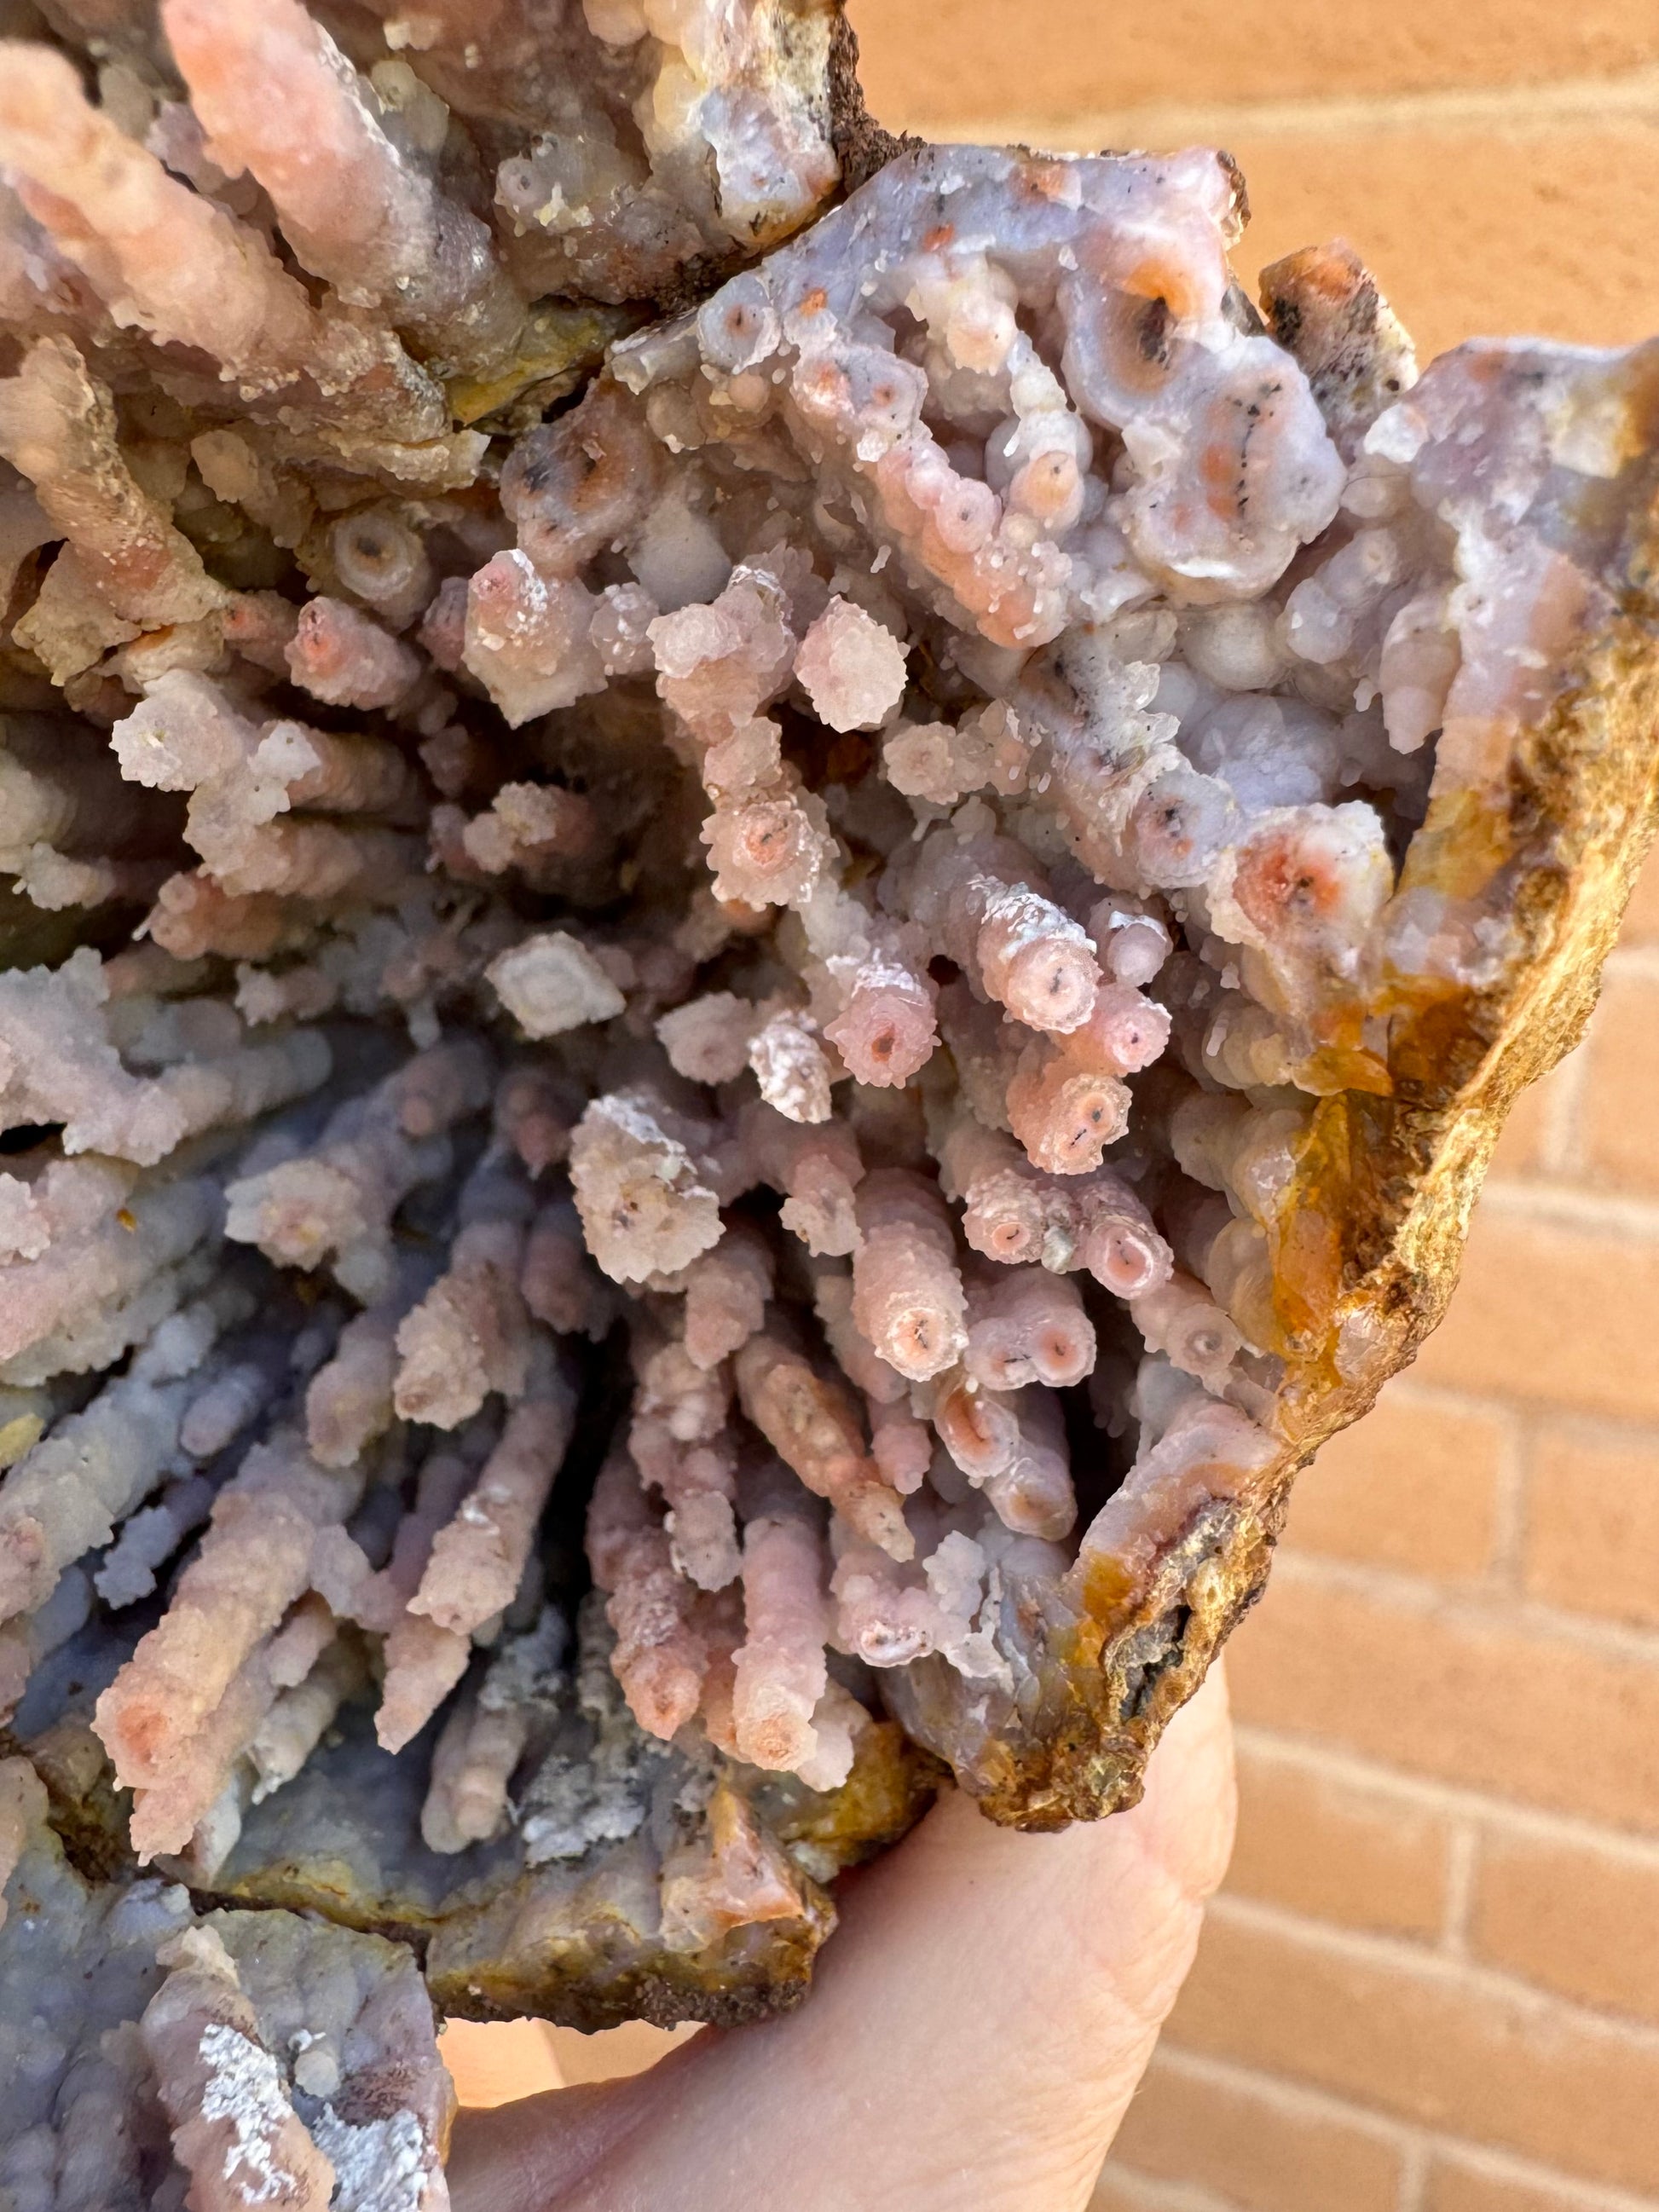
[1094,2162,1240,2212]
[1477,1175,1659,1241]
[1415,2134,1659,2212]
[1440,1816,1480,1958]
[1396,2134,1433,2212]
[904,61,1659,152]
[1483,1398,1532,1593]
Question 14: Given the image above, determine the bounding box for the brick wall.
[443,11,1659,2202]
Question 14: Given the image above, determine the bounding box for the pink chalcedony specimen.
[0,24,1650,2172]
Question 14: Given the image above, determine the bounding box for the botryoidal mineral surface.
[1,0,1657,2201]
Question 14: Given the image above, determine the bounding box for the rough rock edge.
[824,8,917,196]
[11,1698,942,2030]
[237,1720,940,2029]
[622,3,911,321]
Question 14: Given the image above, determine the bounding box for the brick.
[1226,1561,1659,1834]
[1285,1383,1501,1579]
[850,0,1659,126]
[1524,1423,1659,1630]
[1426,2151,1650,2212]
[1409,1206,1659,1424]
[1471,1824,1659,2027]
[1167,1904,1659,2195]
[1107,2049,1403,2212]
[1580,972,1659,1196]
[437,2018,561,2107]
[1228,1739,1453,1938]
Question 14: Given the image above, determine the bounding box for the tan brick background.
[442,9,1659,2203]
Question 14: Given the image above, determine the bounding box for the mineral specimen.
[1,0,1657,2195]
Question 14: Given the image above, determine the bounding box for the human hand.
[447,1660,1235,2212]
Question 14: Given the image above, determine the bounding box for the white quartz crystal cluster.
[0,0,1655,2188]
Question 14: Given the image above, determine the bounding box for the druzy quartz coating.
[1,3,1657,2201]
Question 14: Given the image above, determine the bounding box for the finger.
[449,1661,1234,2212]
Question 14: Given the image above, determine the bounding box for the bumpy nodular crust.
[0,0,1656,2191]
